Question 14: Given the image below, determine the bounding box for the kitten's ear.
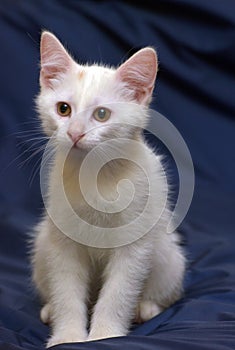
[117,48,158,104]
[40,31,73,88]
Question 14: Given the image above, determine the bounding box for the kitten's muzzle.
[67,130,85,146]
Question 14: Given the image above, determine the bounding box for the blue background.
[0,1,235,349]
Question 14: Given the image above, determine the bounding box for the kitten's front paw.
[135,300,162,323]
[88,325,126,342]
[47,331,87,348]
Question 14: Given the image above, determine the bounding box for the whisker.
[29,154,45,187]
[9,130,44,141]
[18,136,57,168]
[7,137,51,172]
[16,137,49,149]
[40,144,57,169]
[26,143,58,186]
[18,144,46,169]
[15,129,44,136]
[1,141,44,175]
[17,138,47,154]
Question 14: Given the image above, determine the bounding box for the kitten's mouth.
[72,134,85,148]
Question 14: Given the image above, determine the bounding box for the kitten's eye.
[93,107,111,122]
[57,102,72,117]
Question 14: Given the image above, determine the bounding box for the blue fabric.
[0,0,235,349]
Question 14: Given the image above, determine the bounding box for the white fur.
[32,32,185,347]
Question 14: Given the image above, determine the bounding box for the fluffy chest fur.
[47,139,167,237]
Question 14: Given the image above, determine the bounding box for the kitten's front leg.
[45,230,90,347]
[88,244,151,341]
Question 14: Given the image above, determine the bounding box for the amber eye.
[93,107,111,122]
[57,102,72,117]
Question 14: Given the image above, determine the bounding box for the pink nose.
[67,130,85,144]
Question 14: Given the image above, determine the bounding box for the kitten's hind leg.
[135,300,162,323]
[40,303,51,324]
[136,234,185,323]
[32,219,51,302]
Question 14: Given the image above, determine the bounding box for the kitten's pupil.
[60,103,68,114]
[57,102,71,117]
[98,108,106,119]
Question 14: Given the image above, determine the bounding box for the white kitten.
[32,32,185,348]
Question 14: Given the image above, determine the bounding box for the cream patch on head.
[78,70,85,80]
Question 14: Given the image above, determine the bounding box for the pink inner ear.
[40,32,72,88]
[117,48,158,104]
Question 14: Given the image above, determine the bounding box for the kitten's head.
[37,32,158,151]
